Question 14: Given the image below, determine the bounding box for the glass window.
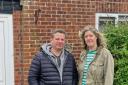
[95,13,128,31]
[99,17,115,31]
[118,15,128,24]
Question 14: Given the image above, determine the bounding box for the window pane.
[98,17,115,31]
[118,15,128,24]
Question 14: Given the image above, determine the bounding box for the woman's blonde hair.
[79,25,107,50]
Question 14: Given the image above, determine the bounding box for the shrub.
[103,23,128,85]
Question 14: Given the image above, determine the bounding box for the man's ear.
[50,38,53,43]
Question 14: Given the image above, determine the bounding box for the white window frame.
[95,13,128,30]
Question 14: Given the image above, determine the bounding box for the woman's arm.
[104,50,114,85]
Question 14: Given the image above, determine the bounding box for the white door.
[0,14,14,85]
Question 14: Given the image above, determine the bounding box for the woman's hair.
[80,25,107,50]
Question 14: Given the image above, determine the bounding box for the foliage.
[103,23,128,85]
[114,58,128,85]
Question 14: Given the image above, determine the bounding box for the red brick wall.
[13,11,23,85]
[13,0,128,85]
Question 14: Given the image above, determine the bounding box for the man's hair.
[51,29,66,37]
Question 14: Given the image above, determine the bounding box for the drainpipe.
[19,0,24,84]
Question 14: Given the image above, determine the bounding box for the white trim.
[0,16,6,85]
[95,13,128,30]
[0,14,14,85]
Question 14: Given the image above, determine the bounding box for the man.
[28,29,78,85]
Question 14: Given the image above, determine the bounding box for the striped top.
[81,50,96,85]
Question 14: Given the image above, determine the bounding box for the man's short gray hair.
[52,29,66,37]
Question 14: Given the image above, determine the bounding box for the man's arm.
[72,57,78,85]
[28,53,41,85]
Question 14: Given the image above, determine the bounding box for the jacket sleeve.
[72,56,78,85]
[28,53,41,85]
[104,50,114,85]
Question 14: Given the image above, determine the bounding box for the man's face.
[51,32,65,50]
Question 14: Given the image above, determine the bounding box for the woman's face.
[84,31,97,49]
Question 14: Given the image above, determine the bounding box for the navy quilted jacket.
[28,50,78,85]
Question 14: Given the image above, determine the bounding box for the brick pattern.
[13,11,24,85]
[13,0,128,85]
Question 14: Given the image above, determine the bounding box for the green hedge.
[103,24,128,85]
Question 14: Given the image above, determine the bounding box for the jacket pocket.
[90,62,104,79]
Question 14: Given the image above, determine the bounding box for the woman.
[78,26,114,85]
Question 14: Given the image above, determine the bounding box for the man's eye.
[56,38,59,40]
[61,39,64,41]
